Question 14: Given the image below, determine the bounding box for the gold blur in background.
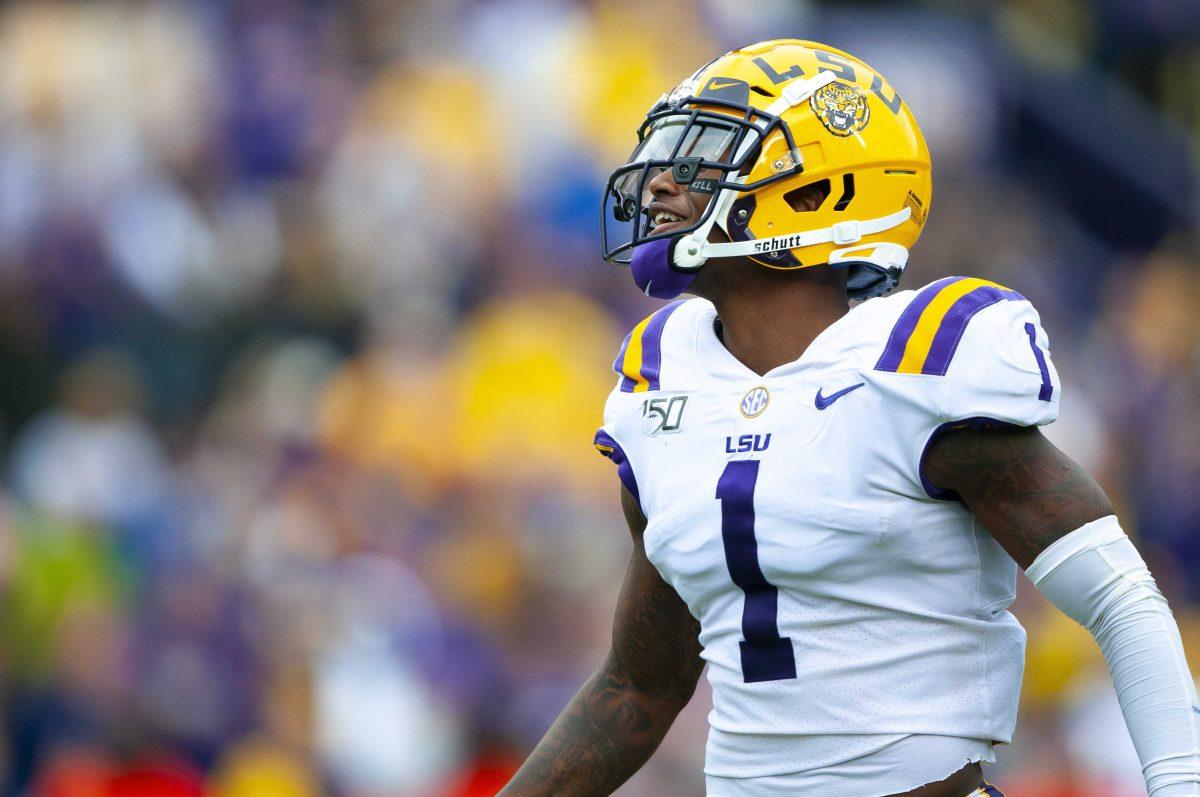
[0,1,1196,796]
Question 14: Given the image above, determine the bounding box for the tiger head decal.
[809,81,870,137]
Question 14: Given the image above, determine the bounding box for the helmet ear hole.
[783,179,831,212]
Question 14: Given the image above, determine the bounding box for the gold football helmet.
[602,39,932,299]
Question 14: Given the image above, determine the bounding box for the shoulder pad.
[612,300,687,392]
[874,276,1024,376]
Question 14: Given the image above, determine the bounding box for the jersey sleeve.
[915,295,1060,501]
[594,388,643,508]
[873,277,1063,502]
[591,300,691,514]
[936,295,1060,429]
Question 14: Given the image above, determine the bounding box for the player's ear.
[783,179,831,213]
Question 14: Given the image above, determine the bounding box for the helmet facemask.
[601,96,803,266]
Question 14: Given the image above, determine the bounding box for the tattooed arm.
[498,487,704,797]
[926,423,1200,796]
[922,422,1112,567]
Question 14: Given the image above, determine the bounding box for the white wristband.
[1028,515,1200,796]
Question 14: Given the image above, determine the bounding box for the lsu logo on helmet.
[810,81,870,137]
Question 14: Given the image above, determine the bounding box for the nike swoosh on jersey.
[706,80,741,90]
[814,382,865,410]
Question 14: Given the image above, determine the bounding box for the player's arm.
[925,424,1200,796]
[498,487,704,797]
[922,423,1111,569]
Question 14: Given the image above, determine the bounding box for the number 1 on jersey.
[716,460,797,683]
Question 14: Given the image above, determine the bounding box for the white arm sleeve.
[1027,515,1200,796]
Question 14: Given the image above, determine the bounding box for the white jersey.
[593,276,1060,780]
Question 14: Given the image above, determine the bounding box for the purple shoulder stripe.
[612,331,637,392]
[638,300,686,392]
[614,300,686,393]
[921,284,1024,376]
[593,430,640,504]
[875,276,960,372]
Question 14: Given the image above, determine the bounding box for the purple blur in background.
[0,1,1196,795]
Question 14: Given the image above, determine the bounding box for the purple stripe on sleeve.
[920,286,1024,376]
[594,430,640,504]
[612,332,637,392]
[1024,322,1053,401]
[638,300,686,391]
[874,276,960,372]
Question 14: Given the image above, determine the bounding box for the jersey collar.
[693,300,864,383]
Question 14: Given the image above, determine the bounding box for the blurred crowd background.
[0,0,1196,795]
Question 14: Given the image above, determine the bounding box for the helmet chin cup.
[630,236,702,300]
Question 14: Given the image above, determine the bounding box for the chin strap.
[671,207,913,270]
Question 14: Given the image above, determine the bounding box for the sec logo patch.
[740,386,770,418]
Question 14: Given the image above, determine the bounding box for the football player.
[499,40,1200,797]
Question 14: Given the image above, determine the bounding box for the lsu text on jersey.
[594,276,1058,790]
